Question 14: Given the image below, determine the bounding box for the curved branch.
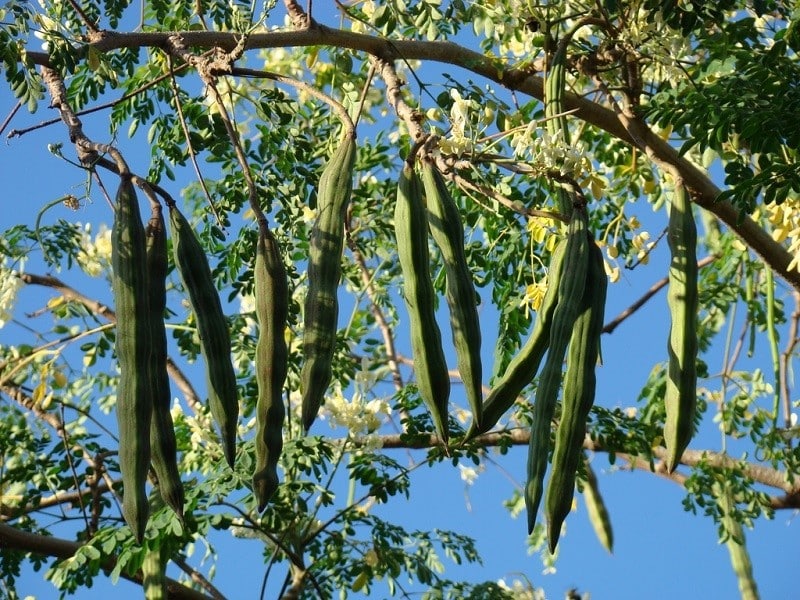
[23,26,798,290]
[18,272,202,412]
[602,254,718,334]
[0,522,213,600]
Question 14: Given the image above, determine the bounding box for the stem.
[764,267,781,426]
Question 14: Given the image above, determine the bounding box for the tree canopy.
[1,1,799,598]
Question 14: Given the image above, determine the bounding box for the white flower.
[323,388,389,440]
[76,223,112,277]
[0,259,23,329]
[457,463,479,485]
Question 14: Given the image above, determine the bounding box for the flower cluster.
[322,386,391,451]
[439,89,476,156]
[75,223,112,278]
[765,199,800,273]
[0,258,23,329]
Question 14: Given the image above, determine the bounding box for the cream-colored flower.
[76,223,112,277]
[0,259,23,328]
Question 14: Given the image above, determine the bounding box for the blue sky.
[2,6,799,599]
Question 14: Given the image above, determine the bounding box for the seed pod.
[395,162,451,443]
[169,204,239,468]
[301,131,357,432]
[545,234,607,551]
[525,205,589,535]
[141,544,166,600]
[112,175,153,543]
[420,160,483,430]
[583,456,613,554]
[145,205,184,523]
[545,32,572,216]
[468,237,569,440]
[664,183,698,472]
[253,223,288,511]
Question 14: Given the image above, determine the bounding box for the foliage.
[1,1,799,598]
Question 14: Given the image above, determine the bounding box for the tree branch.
[18,272,202,412]
[602,254,717,334]
[23,26,798,291]
[0,522,213,600]
[371,429,800,505]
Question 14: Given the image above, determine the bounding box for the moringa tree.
[1,1,798,598]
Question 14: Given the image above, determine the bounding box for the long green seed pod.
[467,237,569,440]
[112,175,153,543]
[525,205,589,534]
[545,30,572,216]
[142,544,166,600]
[145,205,184,523]
[420,160,483,430]
[664,183,698,472]
[169,205,239,468]
[716,481,759,600]
[395,162,451,443]
[253,223,288,511]
[301,131,357,432]
[583,456,613,554]
[545,235,607,551]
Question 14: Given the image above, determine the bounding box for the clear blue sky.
[1,7,798,599]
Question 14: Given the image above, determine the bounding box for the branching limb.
[602,255,717,334]
[0,523,213,600]
[170,554,227,600]
[17,272,202,411]
[368,429,800,505]
[23,28,798,290]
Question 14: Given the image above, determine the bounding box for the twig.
[167,54,223,227]
[781,290,800,431]
[64,0,99,32]
[0,100,21,137]
[345,233,403,392]
[7,62,190,139]
[170,554,227,600]
[231,67,355,136]
[452,172,563,222]
[0,474,114,521]
[58,402,91,533]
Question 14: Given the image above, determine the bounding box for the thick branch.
[0,522,212,600]
[25,27,799,291]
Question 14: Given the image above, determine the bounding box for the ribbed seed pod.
[395,162,451,443]
[420,160,483,430]
[169,205,239,468]
[145,205,184,523]
[111,175,153,543]
[583,457,614,554]
[253,223,288,511]
[525,205,589,534]
[301,131,357,432]
[468,237,569,440]
[545,235,607,551]
[664,183,698,472]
